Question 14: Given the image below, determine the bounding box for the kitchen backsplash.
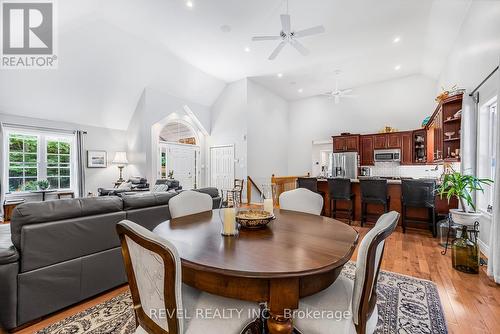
[364,162,461,179]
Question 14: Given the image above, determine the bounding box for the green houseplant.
[37,179,50,190]
[437,169,493,225]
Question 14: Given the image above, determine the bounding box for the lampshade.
[112,152,128,165]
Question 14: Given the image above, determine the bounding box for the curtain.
[460,93,478,176]
[75,130,86,197]
[0,123,5,220]
[487,59,500,283]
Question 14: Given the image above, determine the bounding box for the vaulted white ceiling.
[0,0,473,128]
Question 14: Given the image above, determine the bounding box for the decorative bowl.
[444,132,455,139]
[236,210,275,229]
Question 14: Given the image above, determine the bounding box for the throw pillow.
[118,182,132,190]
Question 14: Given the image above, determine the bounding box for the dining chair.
[279,188,324,215]
[117,220,260,334]
[168,190,212,219]
[294,211,400,334]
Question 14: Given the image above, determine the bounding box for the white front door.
[160,143,199,190]
[210,145,235,191]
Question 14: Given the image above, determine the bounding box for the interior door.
[165,143,199,190]
[210,145,235,191]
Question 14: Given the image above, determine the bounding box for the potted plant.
[437,170,493,226]
[37,179,50,190]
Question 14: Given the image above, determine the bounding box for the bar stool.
[401,179,437,237]
[297,177,319,192]
[327,178,355,224]
[360,179,390,226]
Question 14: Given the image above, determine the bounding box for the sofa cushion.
[194,187,220,198]
[10,197,123,249]
[121,192,178,210]
[0,224,18,265]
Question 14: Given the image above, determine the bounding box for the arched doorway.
[157,120,201,190]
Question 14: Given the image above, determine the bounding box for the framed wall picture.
[87,150,107,168]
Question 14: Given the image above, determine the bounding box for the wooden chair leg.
[402,205,407,233]
[431,208,437,238]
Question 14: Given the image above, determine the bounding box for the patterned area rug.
[36,262,447,334]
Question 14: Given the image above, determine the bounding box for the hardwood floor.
[13,223,500,334]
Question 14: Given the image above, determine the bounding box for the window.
[8,134,39,192]
[5,129,75,193]
[477,97,497,212]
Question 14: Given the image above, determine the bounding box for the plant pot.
[450,209,482,227]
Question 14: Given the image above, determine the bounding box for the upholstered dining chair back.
[279,188,324,215]
[169,190,213,219]
[117,220,183,334]
[352,211,399,334]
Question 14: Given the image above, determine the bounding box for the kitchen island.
[317,179,458,227]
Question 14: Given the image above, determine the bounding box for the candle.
[223,208,236,235]
[263,198,274,214]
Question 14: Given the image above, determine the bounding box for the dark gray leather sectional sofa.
[0,188,221,330]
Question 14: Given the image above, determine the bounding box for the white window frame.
[477,96,497,214]
[3,128,76,194]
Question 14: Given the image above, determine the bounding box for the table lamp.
[112,152,128,183]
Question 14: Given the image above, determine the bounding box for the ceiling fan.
[251,0,325,60]
[322,71,357,104]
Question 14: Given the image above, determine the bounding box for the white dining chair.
[168,190,213,219]
[117,220,259,334]
[279,188,324,215]
[294,211,400,334]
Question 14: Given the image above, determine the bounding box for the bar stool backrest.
[297,177,318,193]
[327,178,352,200]
[360,179,388,202]
[401,179,436,208]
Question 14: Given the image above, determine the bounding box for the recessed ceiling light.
[220,25,231,33]
[186,1,193,8]
[394,65,401,71]
[244,46,251,53]
[393,36,401,43]
[298,88,303,93]
[277,73,283,78]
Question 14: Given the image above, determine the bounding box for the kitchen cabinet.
[332,135,359,152]
[373,135,387,149]
[401,132,413,165]
[360,135,374,165]
[387,133,401,148]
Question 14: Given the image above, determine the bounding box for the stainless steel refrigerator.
[329,152,358,179]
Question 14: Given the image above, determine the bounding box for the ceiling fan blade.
[341,95,359,98]
[340,89,353,95]
[280,14,291,34]
[252,36,282,41]
[290,39,309,56]
[293,25,325,38]
[335,96,340,104]
[268,41,286,60]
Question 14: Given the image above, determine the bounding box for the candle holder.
[219,195,240,237]
[261,184,277,215]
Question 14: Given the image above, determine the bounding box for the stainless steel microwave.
[374,149,401,162]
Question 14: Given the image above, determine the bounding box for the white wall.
[209,79,248,185]
[0,113,128,198]
[437,1,500,253]
[247,80,289,184]
[287,74,438,174]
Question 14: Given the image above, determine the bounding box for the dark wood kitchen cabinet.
[360,135,374,165]
[400,132,413,165]
[373,134,387,149]
[387,133,401,148]
[332,135,359,152]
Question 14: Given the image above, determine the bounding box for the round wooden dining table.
[153,209,359,334]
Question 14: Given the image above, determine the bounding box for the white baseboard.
[478,238,489,257]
